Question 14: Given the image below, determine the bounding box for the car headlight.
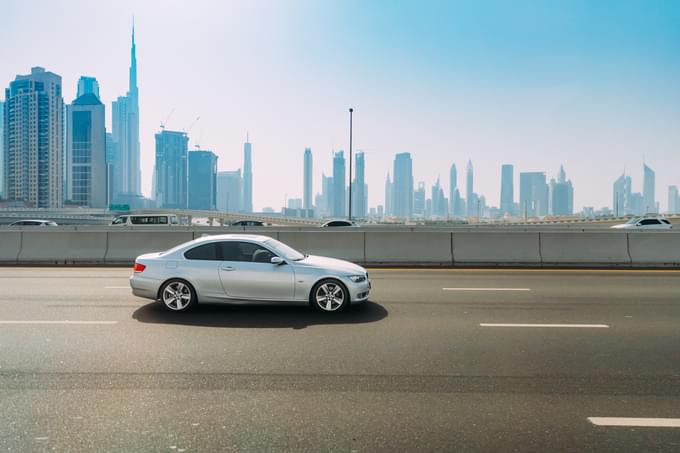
[348,275,367,283]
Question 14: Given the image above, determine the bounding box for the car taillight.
[133,263,146,273]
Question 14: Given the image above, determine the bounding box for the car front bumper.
[346,278,371,303]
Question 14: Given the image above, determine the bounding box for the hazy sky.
[2,0,679,211]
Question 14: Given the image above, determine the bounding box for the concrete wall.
[0,226,679,267]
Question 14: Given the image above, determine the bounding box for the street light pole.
[348,108,354,221]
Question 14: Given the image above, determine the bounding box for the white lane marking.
[588,417,680,428]
[0,321,119,325]
[480,323,609,328]
[105,286,130,289]
[443,287,531,291]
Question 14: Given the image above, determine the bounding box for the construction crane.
[184,116,200,134]
[159,108,175,130]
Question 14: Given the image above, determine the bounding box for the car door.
[181,242,224,299]
[217,241,295,301]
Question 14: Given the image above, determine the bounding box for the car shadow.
[132,301,388,329]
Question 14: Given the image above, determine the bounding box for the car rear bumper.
[129,274,161,300]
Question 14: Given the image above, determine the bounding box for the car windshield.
[264,238,305,261]
[625,218,639,224]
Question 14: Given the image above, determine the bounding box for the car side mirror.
[271,256,285,265]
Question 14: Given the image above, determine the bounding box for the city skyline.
[2,0,680,212]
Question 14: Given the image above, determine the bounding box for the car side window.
[640,219,659,225]
[184,243,220,260]
[661,219,671,225]
[220,241,276,263]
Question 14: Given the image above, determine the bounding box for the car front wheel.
[159,279,197,312]
[311,279,349,313]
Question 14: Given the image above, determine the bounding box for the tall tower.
[111,22,141,201]
[643,163,656,213]
[392,152,414,219]
[466,160,474,216]
[242,136,253,212]
[332,151,346,217]
[500,164,514,215]
[303,148,312,210]
[154,130,188,209]
[4,67,64,208]
[353,151,366,218]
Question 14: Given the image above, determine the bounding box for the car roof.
[192,234,271,243]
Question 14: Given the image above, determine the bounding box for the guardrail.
[1,227,679,267]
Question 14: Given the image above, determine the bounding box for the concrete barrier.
[18,231,108,263]
[539,232,630,265]
[0,232,21,262]
[1,227,680,267]
[452,232,540,265]
[278,231,364,262]
[628,232,680,266]
[364,232,451,264]
[105,231,194,263]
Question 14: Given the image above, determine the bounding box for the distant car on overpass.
[320,220,359,227]
[231,220,267,227]
[610,216,672,230]
[130,234,371,313]
[8,219,58,226]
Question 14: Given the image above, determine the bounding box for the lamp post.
[348,108,354,221]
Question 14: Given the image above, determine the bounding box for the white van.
[111,214,179,226]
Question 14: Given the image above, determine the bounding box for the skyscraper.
[217,170,242,212]
[549,165,574,216]
[431,177,448,217]
[519,172,549,217]
[449,163,457,216]
[613,173,632,216]
[0,101,4,199]
[242,138,253,212]
[643,163,656,213]
[303,148,312,210]
[321,173,333,218]
[111,24,141,200]
[77,76,100,98]
[65,89,107,207]
[500,164,514,215]
[393,152,413,219]
[332,150,346,217]
[154,130,188,209]
[414,181,426,217]
[466,160,474,216]
[384,173,392,216]
[188,150,218,210]
[668,186,679,213]
[4,67,64,208]
[353,151,366,218]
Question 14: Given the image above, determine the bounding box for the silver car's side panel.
[178,259,223,299]
[219,261,296,300]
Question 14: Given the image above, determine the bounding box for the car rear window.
[184,243,219,260]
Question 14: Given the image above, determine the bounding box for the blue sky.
[2,0,679,211]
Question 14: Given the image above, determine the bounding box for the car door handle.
[221,265,235,271]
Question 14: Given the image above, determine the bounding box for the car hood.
[294,254,366,274]
[610,224,632,229]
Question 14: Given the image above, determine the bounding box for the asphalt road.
[1,267,679,452]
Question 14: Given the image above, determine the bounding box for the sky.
[2,0,680,212]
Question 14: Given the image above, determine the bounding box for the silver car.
[130,234,371,313]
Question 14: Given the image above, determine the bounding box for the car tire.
[310,279,349,313]
[159,279,197,312]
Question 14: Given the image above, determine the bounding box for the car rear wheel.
[159,279,197,312]
[311,279,349,313]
